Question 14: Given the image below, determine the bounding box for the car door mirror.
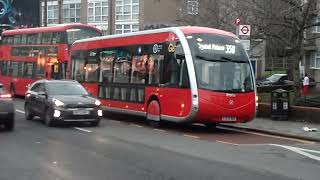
[37,91,47,98]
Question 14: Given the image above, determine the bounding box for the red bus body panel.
[196,89,256,123]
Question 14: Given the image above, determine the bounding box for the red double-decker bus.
[0,23,102,96]
[69,26,257,126]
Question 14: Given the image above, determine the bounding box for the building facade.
[40,0,192,35]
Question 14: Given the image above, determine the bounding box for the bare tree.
[249,0,320,98]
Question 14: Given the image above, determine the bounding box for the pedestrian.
[303,74,310,96]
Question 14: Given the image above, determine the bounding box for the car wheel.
[91,120,100,127]
[25,104,34,120]
[4,118,14,131]
[44,110,54,127]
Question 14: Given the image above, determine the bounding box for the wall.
[141,0,183,29]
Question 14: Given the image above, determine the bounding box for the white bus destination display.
[197,43,236,54]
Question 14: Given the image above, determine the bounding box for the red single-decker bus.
[69,26,257,126]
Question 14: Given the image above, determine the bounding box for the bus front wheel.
[146,100,161,128]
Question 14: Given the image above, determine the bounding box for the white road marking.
[16,109,25,114]
[183,134,200,139]
[74,127,92,133]
[217,141,239,146]
[270,144,320,161]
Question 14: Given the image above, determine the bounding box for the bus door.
[48,62,67,79]
[160,53,191,118]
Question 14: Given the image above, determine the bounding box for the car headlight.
[53,98,64,107]
[95,100,101,106]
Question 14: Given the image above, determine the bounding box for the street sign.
[239,25,251,36]
[240,39,250,51]
[234,18,241,26]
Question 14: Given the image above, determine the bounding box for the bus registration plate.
[73,109,90,115]
[222,117,237,122]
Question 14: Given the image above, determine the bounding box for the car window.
[30,83,45,92]
[46,82,89,95]
[0,84,3,92]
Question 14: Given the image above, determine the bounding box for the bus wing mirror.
[175,54,185,60]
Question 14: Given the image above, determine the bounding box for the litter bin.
[270,89,290,119]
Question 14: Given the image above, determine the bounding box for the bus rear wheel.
[146,100,161,128]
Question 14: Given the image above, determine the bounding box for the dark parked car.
[257,74,316,87]
[257,74,293,86]
[0,83,14,131]
[24,80,102,127]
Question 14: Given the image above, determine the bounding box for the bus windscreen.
[67,27,102,44]
[186,34,254,93]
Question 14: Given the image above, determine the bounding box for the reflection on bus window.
[34,63,45,78]
[10,62,19,77]
[73,59,85,82]
[162,55,180,85]
[24,63,33,78]
[99,51,115,83]
[18,62,25,77]
[114,57,131,83]
[84,63,99,82]
[147,54,163,85]
[131,55,147,84]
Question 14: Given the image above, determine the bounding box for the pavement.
[223,117,320,142]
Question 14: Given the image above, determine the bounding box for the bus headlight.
[256,96,259,107]
[95,100,101,106]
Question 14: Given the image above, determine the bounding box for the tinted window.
[1,61,7,75]
[7,36,13,44]
[46,82,89,95]
[13,35,21,45]
[21,34,27,44]
[30,83,45,92]
[27,34,37,44]
[24,62,34,78]
[52,32,62,44]
[71,50,99,83]
[42,33,52,44]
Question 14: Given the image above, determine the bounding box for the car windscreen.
[266,74,282,82]
[46,82,89,95]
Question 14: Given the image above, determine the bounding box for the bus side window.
[21,34,27,44]
[52,32,61,44]
[99,50,115,83]
[7,36,13,45]
[13,35,21,45]
[1,61,7,75]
